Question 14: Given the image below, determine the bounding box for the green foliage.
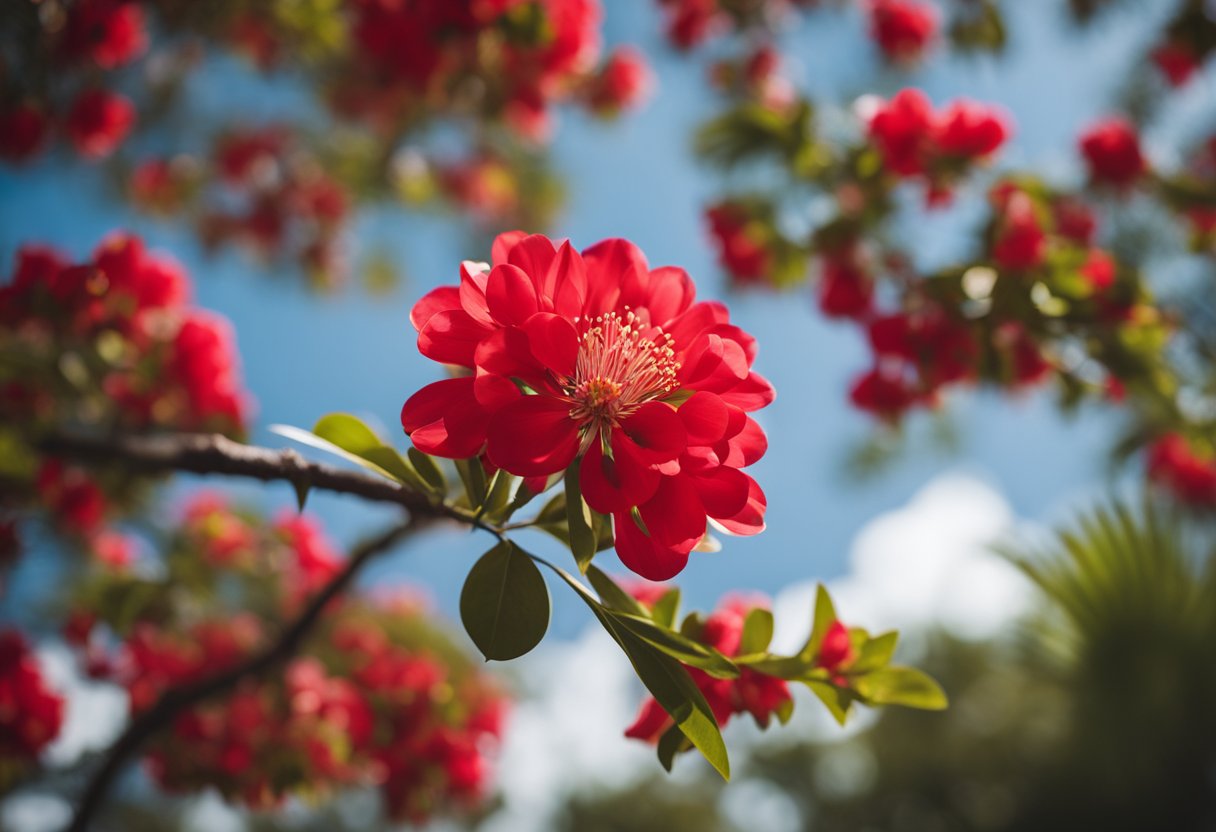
[459,540,551,661]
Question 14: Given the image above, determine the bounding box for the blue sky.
[2,1,1207,638]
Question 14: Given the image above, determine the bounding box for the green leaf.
[656,725,690,772]
[739,608,774,655]
[312,412,383,456]
[774,696,795,726]
[454,458,489,509]
[650,589,681,630]
[481,469,516,521]
[801,584,839,660]
[600,613,731,780]
[852,631,899,673]
[563,461,597,572]
[853,667,948,710]
[459,541,550,661]
[804,679,854,726]
[270,423,399,483]
[407,448,447,494]
[608,611,739,679]
[536,557,729,779]
[738,653,811,679]
[586,566,649,616]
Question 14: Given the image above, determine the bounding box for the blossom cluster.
[65,493,508,823]
[866,88,1010,206]
[0,0,144,164]
[1147,434,1216,509]
[0,233,249,547]
[129,127,352,289]
[0,630,65,790]
[401,233,772,580]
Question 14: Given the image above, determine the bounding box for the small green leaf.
[853,667,948,710]
[656,724,690,772]
[455,458,489,508]
[738,653,811,679]
[586,566,649,616]
[800,584,839,660]
[852,631,899,673]
[650,589,681,630]
[482,469,516,521]
[774,696,795,725]
[312,412,383,456]
[407,448,447,494]
[563,461,597,572]
[804,679,854,726]
[270,423,400,483]
[739,608,774,655]
[459,541,550,661]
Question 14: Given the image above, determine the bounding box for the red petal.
[620,402,686,463]
[485,263,540,326]
[716,413,767,468]
[639,475,706,548]
[613,511,692,581]
[665,301,728,352]
[485,395,580,477]
[678,391,731,446]
[691,466,750,519]
[714,477,766,536]
[679,333,749,391]
[623,697,670,742]
[402,377,514,459]
[549,240,588,318]
[718,371,776,412]
[491,230,528,266]
[580,432,660,514]
[642,266,696,324]
[459,262,494,327]
[507,234,557,297]
[410,286,461,332]
[581,238,645,312]
[522,313,579,379]
[418,309,490,368]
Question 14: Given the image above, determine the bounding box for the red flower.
[816,620,854,673]
[849,366,916,419]
[401,233,773,580]
[1053,197,1098,245]
[60,0,148,69]
[1151,41,1200,88]
[1146,434,1216,508]
[934,100,1010,160]
[817,257,874,320]
[1078,118,1146,188]
[587,46,654,115]
[705,203,773,285]
[868,88,936,176]
[169,312,249,430]
[0,630,65,761]
[65,88,136,160]
[1080,249,1116,292]
[992,190,1046,271]
[662,0,722,50]
[36,461,107,535]
[868,0,938,63]
[0,104,49,164]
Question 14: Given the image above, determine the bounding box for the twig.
[63,518,421,832]
[38,431,468,524]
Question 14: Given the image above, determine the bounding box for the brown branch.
[38,431,475,527]
[63,518,421,832]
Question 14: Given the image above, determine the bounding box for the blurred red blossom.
[1079,118,1147,189]
[65,88,135,160]
[867,0,939,63]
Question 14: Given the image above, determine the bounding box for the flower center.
[566,310,680,433]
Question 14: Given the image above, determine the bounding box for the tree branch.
[63,518,422,832]
[39,430,469,525]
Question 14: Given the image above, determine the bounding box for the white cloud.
[36,643,128,768]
